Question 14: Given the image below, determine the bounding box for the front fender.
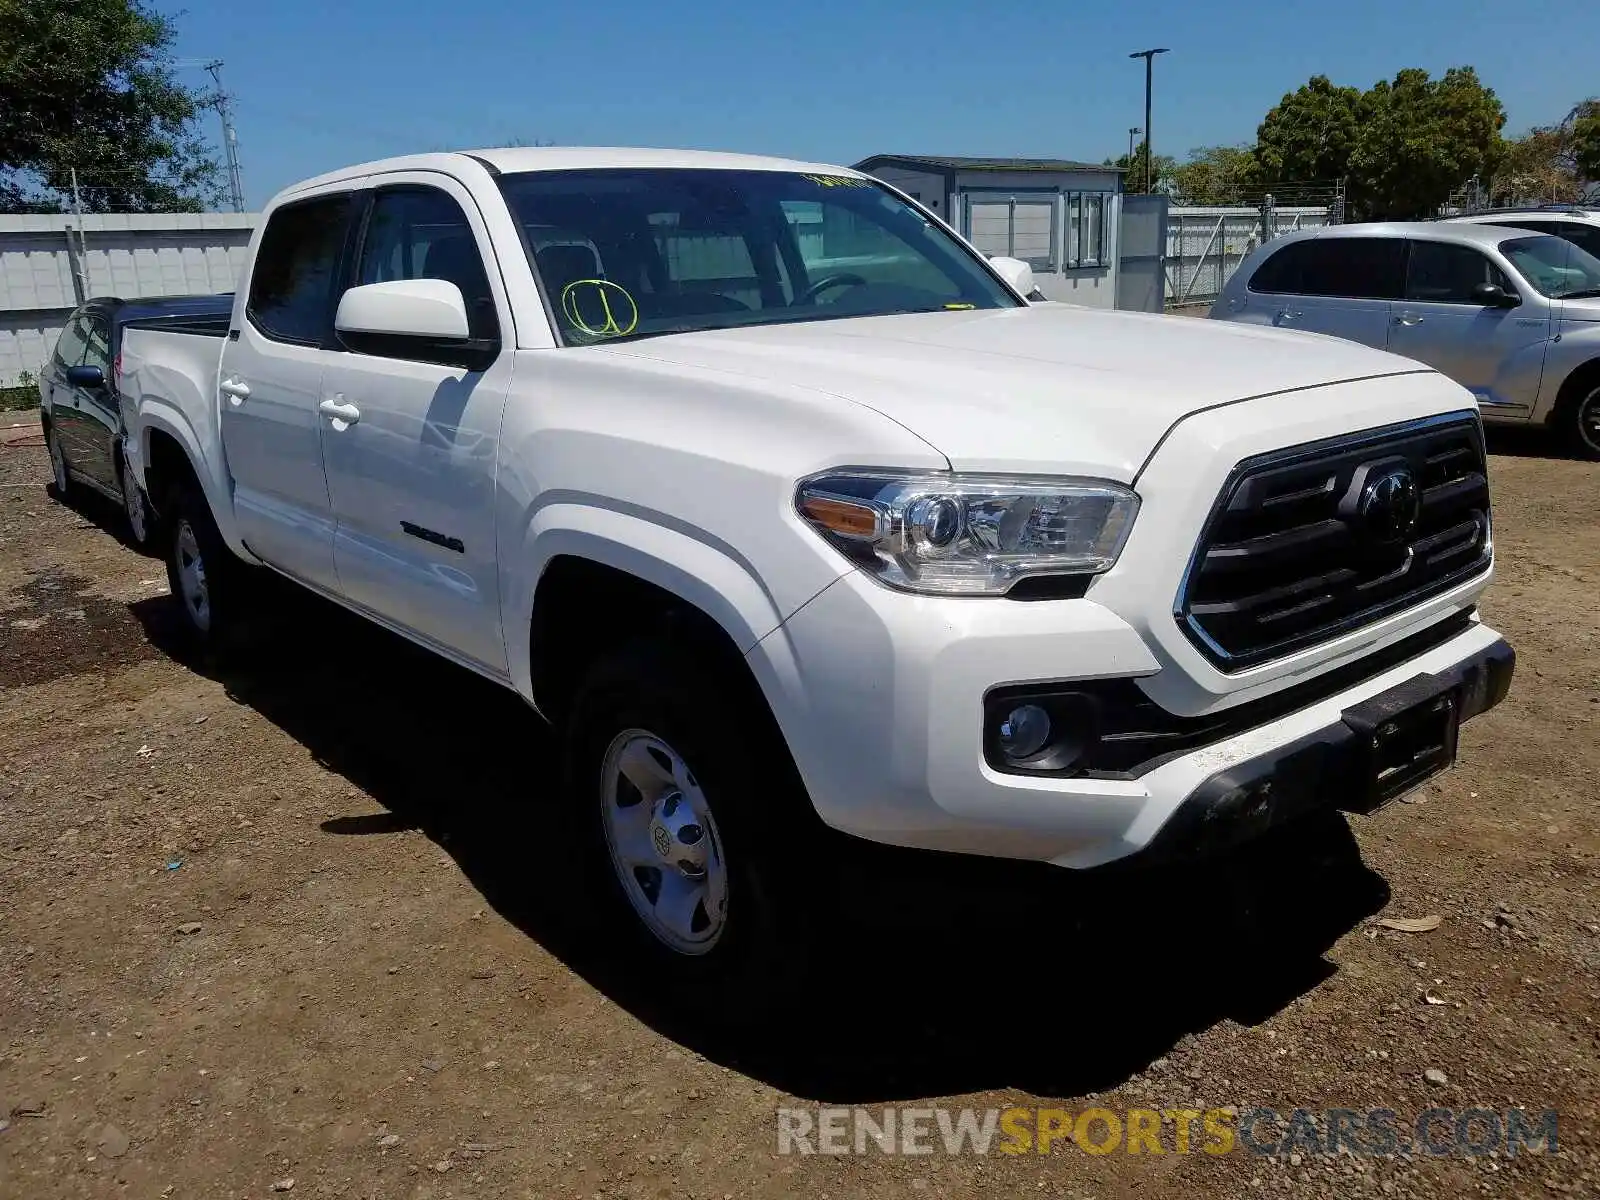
[1533,329,1600,424]
[503,501,840,704]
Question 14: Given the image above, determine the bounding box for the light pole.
[1128,48,1169,194]
[1128,126,1141,169]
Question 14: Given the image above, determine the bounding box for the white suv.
[117,149,1514,999]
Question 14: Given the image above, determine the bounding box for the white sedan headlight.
[796,471,1138,596]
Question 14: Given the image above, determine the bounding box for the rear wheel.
[164,484,248,650]
[563,639,830,1014]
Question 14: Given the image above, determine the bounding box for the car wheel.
[564,639,829,1014]
[45,424,72,498]
[119,457,155,549]
[164,484,246,649]
[1568,382,1600,461]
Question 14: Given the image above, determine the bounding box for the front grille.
[1178,413,1491,671]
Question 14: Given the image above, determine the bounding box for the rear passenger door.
[318,179,514,674]
[220,188,358,593]
[1255,237,1402,348]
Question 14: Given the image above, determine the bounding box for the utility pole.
[1128,126,1141,169]
[67,167,89,302]
[205,60,246,212]
[1128,48,1169,194]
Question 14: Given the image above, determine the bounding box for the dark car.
[39,294,232,546]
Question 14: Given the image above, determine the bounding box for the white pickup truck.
[121,147,1513,995]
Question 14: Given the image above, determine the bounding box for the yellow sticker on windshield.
[943,302,977,310]
[560,279,639,339]
[803,174,872,188]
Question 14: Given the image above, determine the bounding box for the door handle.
[1277,309,1302,321]
[1392,314,1423,326]
[219,378,251,402]
[318,397,361,427]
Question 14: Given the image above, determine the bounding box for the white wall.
[0,212,256,384]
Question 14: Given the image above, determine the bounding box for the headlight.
[796,471,1138,596]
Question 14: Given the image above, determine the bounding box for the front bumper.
[1127,635,1513,867]
[747,566,1510,869]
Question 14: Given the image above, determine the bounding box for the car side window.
[82,315,111,377]
[1522,220,1600,261]
[1405,241,1513,304]
[248,194,355,345]
[1297,238,1405,300]
[355,187,499,344]
[53,313,91,368]
[1246,242,1313,293]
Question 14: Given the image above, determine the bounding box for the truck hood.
[604,304,1430,479]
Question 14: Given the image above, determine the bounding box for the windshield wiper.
[1556,288,1600,300]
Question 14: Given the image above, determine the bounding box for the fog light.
[998,704,1052,760]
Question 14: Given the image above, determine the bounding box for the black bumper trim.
[1126,636,1514,867]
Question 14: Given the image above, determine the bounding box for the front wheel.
[563,640,831,1013]
[119,456,155,549]
[45,423,72,498]
[1564,381,1600,461]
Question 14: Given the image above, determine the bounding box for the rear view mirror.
[989,256,1038,299]
[1471,282,1519,308]
[65,364,104,389]
[336,279,471,340]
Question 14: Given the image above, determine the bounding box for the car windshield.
[496,168,1021,345]
[1499,234,1600,300]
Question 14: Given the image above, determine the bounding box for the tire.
[163,483,248,650]
[45,422,72,499]
[118,453,155,550]
[562,638,830,1016]
[1561,378,1600,461]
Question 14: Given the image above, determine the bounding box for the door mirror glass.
[988,256,1037,299]
[1471,282,1519,308]
[337,279,471,340]
[64,364,104,389]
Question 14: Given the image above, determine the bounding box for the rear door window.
[1248,239,1404,299]
[248,194,355,345]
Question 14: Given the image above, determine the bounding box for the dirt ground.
[1,420,1596,1200]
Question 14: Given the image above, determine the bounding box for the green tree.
[1493,125,1581,205]
[1570,98,1600,183]
[1167,145,1259,204]
[1348,67,1504,219]
[1106,141,1176,194]
[0,0,221,212]
[1253,68,1505,220]
[1253,75,1363,185]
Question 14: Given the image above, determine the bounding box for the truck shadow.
[132,584,1390,1105]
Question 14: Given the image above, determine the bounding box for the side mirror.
[336,279,471,340]
[1471,282,1519,308]
[65,364,104,389]
[989,256,1037,299]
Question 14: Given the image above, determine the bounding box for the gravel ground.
[0,423,1596,1199]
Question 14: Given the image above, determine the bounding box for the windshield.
[1500,235,1600,300]
[496,168,1022,345]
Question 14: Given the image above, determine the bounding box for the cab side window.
[1405,241,1512,304]
[53,312,92,367]
[355,187,499,346]
[248,194,355,345]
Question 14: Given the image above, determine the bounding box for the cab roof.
[281,147,867,201]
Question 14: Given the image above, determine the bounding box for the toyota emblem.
[1359,467,1422,543]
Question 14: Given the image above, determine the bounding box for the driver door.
[1389,239,1549,417]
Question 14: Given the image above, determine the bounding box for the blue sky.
[166,0,1596,209]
